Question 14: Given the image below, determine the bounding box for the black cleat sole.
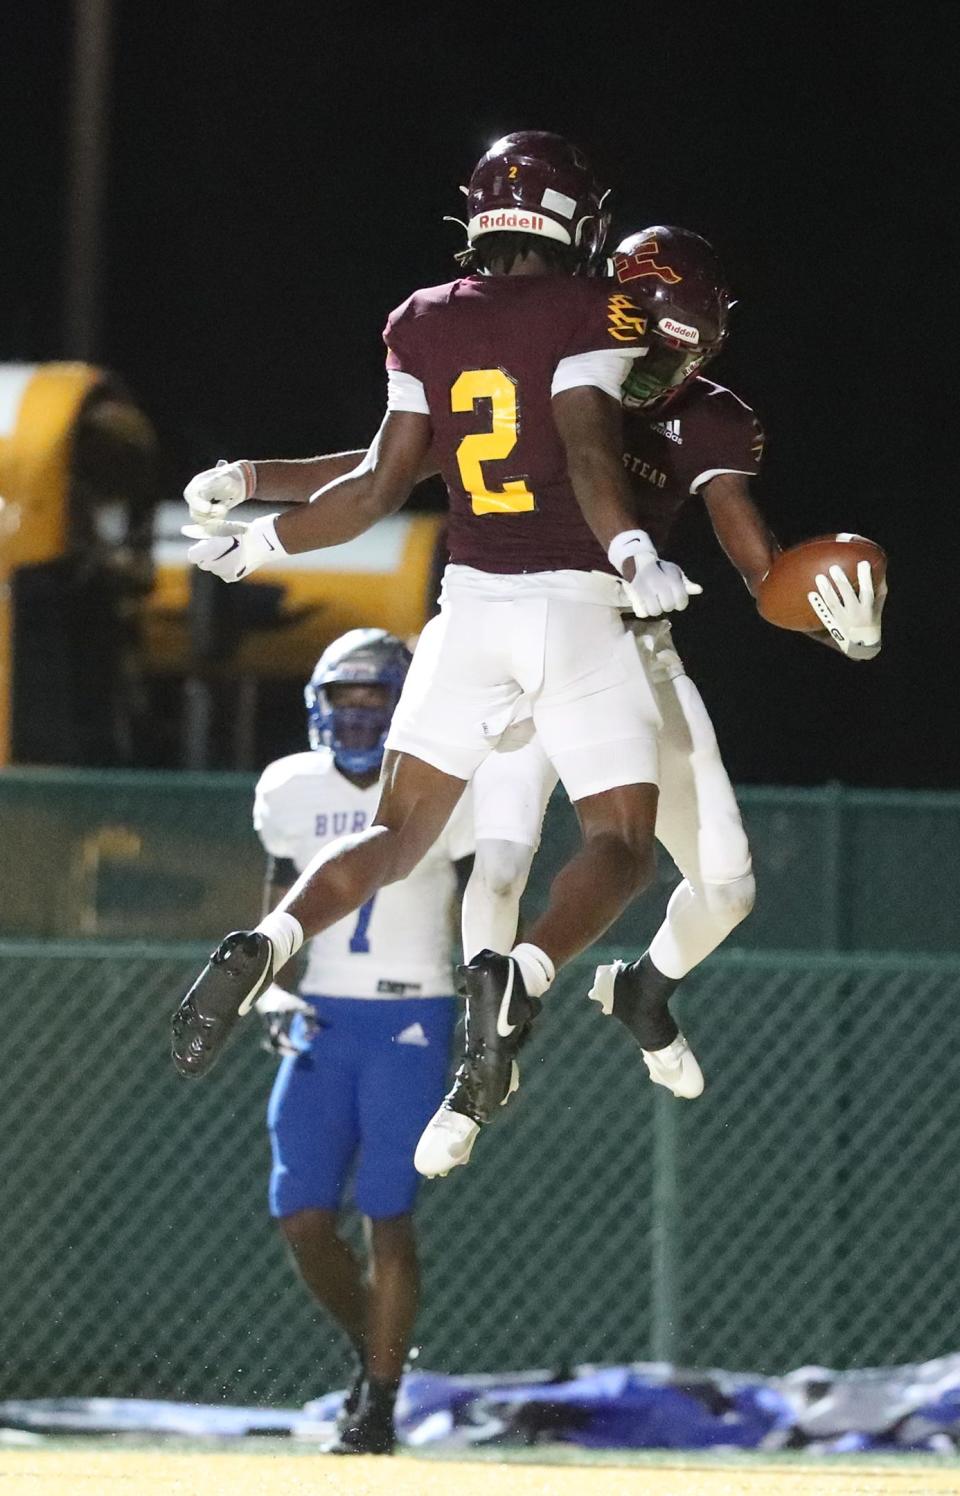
[171,930,272,1078]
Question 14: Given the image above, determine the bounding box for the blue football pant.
[267,995,456,1220]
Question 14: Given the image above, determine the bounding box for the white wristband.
[608,529,656,577]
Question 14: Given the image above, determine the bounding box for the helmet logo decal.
[478,210,544,233]
[613,239,683,286]
[659,316,699,345]
[468,209,572,247]
[607,294,648,343]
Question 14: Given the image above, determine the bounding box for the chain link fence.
[4,940,960,1407]
[2,769,960,951]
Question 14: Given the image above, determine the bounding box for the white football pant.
[464,620,755,971]
[387,564,662,802]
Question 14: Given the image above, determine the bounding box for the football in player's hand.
[757,534,887,632]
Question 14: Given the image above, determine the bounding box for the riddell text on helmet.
[659,316,699,345]
[478,211,545,232]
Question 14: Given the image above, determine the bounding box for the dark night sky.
[4,2,958,786]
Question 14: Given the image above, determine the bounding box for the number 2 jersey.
[254,748,474,1000]
[384,273,647,575]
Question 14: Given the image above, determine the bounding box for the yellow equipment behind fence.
[0,361,443,764]
[0,363,105,762]
[144,503,442,678]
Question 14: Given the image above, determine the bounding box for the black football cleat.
[336,1360,366,1431]
[588,958,705,1099]
[171,931,273,1078]
[415,950,540,1176]
[325,1378,397,1455]
[459,949,542,1117]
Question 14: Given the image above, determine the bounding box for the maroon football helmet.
[612,226,735,409]
[460,131,611,270]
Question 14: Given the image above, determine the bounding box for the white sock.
[509,942,555,999]
[255,909,304,973]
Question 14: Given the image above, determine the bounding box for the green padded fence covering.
[2,770,958,950]
[3,942,959,1406]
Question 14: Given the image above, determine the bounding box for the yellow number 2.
[450,368,536,516]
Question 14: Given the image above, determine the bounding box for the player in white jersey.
[253,629,472,1455]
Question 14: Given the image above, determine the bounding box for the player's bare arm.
[552,385,637,553]
[274,413,432,554]
[183,454,362,522]
[186,442,443,524]
[259,444,439,507]
[185,411,433,581]
[554,385,701,618]
[702,471,781,595]
[252,452,366,504]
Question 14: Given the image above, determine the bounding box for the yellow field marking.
[0,1448,958,1496]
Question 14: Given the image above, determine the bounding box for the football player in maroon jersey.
[462,226,885,1111]
[179,222,886,1160]
[461,225,771,1105]
[171,134,702,1178]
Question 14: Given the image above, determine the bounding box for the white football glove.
[807,561,887,661]
[609,529,703,619]
[184,459,256,524]
[626,555,702,619]
[254,984,319,1058]
[183,514,283,582]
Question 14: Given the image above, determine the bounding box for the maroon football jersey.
[384,274,647,574]
[621,378,764,551]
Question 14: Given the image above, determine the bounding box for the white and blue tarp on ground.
[4,1355,960,1454]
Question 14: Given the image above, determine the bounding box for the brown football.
[757,534,887,632]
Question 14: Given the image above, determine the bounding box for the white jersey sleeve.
[551,347,644,401]
[253,752,318,859]
[386,369,430,413]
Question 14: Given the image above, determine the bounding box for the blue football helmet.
[304,628,411,775]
